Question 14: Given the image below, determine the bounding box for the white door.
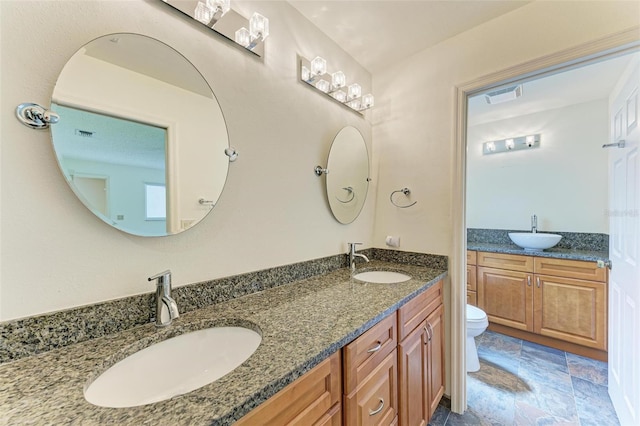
[608,55,640,426]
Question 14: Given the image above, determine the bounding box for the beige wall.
[467,99,609,233]
[372,0,640,254]
[0,0,374,320]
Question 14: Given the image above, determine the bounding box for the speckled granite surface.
[0,261,446,425]
[467,228,609,262]
[0,253,349,364]
[467,228,609,252]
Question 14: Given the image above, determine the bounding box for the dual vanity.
[0,259,447,425]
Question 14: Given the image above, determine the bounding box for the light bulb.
[505,138,515,150]
[235,27,251,48]
[194,2,215,25]
[486,142,496,152]
[249,13,269,41]
[207,0,230,15]
[315,79,330,93]
[361,94,374,109]
[348,99,362,111]
[331,71,346,89]
[332,90,347,103]
[347,83,361,100]
[310,56,327,76]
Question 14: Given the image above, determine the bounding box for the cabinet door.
[477,266,533,331]
[426,304,445,420]
[345,350,398,426]
[398,321,428,426]
[534,274,607,350]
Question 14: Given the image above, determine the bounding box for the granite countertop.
[467,242,610,263]
[0,261,446,425]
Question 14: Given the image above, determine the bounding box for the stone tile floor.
[431,331,619,426]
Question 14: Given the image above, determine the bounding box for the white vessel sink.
[84,326,261,408]
[508,232,562,251]
[353,270,411,284]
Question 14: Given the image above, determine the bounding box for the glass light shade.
[347,83,361,100]
[361,94,374,109]
[332,71,346,89]
[315,79,330,93]
[249,13,269,41]
[235,28,251,48]
[486,142,496,152]
[505,138,515,150]
[301,66,311,82]
[526,135,536,146]
[332,90,347,103]
[348,99,362,111]
[207,0,230,15]
[311,56,327,76]
[194,2,214,24]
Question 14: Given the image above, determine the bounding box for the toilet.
[466,304,488,372]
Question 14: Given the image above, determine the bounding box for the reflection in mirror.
[325,126,370,224]
[50,33,230,237]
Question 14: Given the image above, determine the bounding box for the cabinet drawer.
[467,250,477,266]
[477,251,533,273]
[397,280,443,342]
[345,349,398,426]
[236,351,341,425]
[467,265,477,291]
[343,313,397,394]
[534,257,607,282]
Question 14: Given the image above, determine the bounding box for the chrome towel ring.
[390,188,417,208]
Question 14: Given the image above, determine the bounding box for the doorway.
[451,31,640,417]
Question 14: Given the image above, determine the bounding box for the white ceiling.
[288,0,531,73]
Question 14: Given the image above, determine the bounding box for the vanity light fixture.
[482,134,541,155]
[299,55,374,114]
[162,0,269,56]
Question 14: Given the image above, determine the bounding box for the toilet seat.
[467,304,487,322]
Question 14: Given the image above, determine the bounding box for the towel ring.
[336,186,355,203]
[390,188,417,208]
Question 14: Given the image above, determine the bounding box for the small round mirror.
[50,33,229,236]
[325,126,370,224]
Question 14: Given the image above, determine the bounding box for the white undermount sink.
[84,326,261,408]
[508,232,562,251]
[353,270,411,284]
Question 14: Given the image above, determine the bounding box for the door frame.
[451,27,640,414]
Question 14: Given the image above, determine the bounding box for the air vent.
[485,85,523,105]
[75,129,95,137]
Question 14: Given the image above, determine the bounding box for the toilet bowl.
[466,304,488,372]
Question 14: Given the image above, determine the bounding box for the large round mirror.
[325,126,370,224]
[50,33,230,237]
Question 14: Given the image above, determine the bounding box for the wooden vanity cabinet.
[343,313,398,425]
[397,280,445,426]
[476,251,608,357]
[466,250,477,306]
[236,351,342,425]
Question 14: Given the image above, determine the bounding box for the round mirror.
[50,33,230,236]
[325,126,370,224]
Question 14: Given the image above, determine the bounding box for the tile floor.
[430,331,620,426]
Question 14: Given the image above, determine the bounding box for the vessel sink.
[508,232,562,251]
[353,270,411,284]
[84,326,261,408]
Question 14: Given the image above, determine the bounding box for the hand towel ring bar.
[390,188,417,208]
[336,186,355,203]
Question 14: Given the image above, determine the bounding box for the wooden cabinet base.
[488,323,607,362]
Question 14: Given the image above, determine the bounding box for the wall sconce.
[162,0,269,56]
[299,55,374,113]
[482,134,541,155]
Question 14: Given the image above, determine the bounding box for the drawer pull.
[527,275,531,286]
[423,325,432,343]
[369,398,385,416]
[427,323,434,342]
[367,341,382,354]
[536,277,541,288]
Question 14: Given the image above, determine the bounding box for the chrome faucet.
[148,270,179,327]
[531,214,538,233]
[348,242,370,273]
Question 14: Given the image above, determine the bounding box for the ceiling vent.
[484,85,523,105]
[75,129,95,137]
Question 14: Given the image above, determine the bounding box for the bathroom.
[1,0,639,425]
